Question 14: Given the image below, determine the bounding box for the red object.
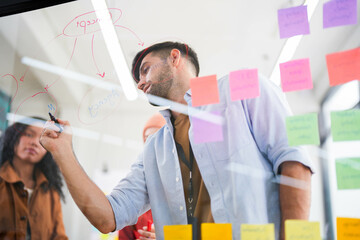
[118,210,153,240]
[133,230,141,239]
[147,220,153,231]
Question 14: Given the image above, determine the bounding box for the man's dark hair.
[131,41,200,83]
[0,117,65,200]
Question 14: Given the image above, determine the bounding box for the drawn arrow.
[46,37,78,89]
[92,34,106,78]
[114,24,144,46]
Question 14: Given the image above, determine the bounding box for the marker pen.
[48,112,63,132]
[147,220,153,232]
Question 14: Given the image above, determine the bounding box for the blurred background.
[0,0,359,239]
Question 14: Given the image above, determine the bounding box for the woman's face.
[14,125,47,164]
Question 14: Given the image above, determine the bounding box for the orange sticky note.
[190,75,220,107]
[337,217,360,240]
[326,47,360,86]
[201,223,232,240]
[164,224,192,240]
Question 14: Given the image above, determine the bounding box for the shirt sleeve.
[106,153,150,230]
[242,74,315,174]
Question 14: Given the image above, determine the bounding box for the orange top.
[0,161,68,240]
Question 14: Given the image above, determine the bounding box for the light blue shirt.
[107,74,314,240]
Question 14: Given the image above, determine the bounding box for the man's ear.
[169,49,181,67]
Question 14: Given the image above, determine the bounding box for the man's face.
[137,52,174,99]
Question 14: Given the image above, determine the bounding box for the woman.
[0,117,68,239]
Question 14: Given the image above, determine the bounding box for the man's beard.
[147,64,174,106]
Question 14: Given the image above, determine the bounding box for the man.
[40,41,313,240]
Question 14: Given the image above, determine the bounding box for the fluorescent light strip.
[91,0,138,101]
[6,113,142,149]
[146,94,225,125]
[270,0,320,85]
[22,57,122,92]
[227,162,308,190]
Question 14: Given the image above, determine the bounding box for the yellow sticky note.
[164,224,192,240]
[337,217,360,240]
[241,224,275,240]
[201,223,232,240]
[285,220,321,240]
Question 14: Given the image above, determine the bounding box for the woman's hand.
[137,224,156,240]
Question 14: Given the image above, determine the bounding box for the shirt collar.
[159,88,193,124]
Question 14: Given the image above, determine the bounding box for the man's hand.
[137,224,156,240]
[40,119,73,158]
[40,118,116,233]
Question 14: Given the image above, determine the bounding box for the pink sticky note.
[190,75,220,107]
[192,111,223,144]
[323,0,357,28]
[229,69,260,101]
[278,5,310,39]
[280,58,313,92]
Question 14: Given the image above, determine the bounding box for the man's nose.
[137,77,146,90]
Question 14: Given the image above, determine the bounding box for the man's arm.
[40,120,116,233]
[279,161,312,240]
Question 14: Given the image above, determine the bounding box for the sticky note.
[229,69,260,101]
[286,113,320,146]
[331,110,360,141]
[336,158,360,190]
[192,111,223,144]
[280,58,313,92]
[326,47,360,86]
[164,224,192,240]
[285,220,321,240]
[337,217,360,240]
[201,223,232,240]
[278,5,310,39]
[241,224,275,240]
[190,75,220,107]
[323,0,357,28]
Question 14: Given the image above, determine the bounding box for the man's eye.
[143,67,149,74]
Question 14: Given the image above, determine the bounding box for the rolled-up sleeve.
[242,74,314,174]
[106,153,150,230]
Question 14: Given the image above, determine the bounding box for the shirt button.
[180,206,184,211]
[20,216,27,221]
[176,177,179,182]
[172,148,175,154]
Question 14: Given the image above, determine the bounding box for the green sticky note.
[336,158,360,190]
[286,113,320,146]
[331,110,360,141]
[241,224,275,240]
[285,220,321,240]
